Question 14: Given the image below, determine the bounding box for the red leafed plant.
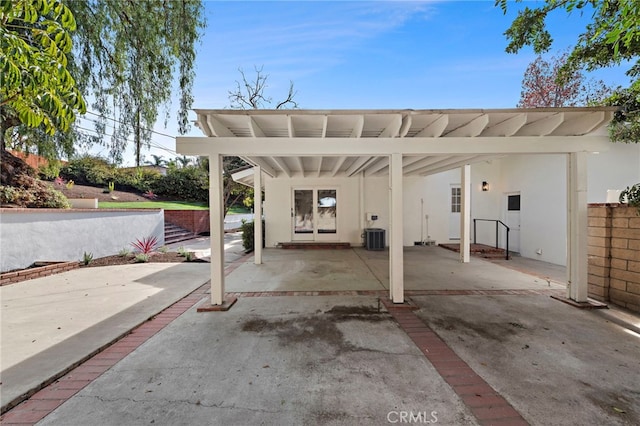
[131,236,159,254]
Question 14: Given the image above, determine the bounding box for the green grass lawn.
[227,205,251,214]
[99,201,209,210]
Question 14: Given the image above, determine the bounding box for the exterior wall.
[498,154,568,264]
[258,143,639,259]
[588,204,640,313]
[588,143,640,203]
[264,176,362,247]
[165,210,210,234]
[0,209,164,272]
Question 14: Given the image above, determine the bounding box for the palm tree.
[145,154,166,167]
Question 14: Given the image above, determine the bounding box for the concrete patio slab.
[2,242,639,425]
[0,263,210,409]
[37,296,479,426]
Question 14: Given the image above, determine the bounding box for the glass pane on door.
[294,190,313,234]
[317,189,337,234]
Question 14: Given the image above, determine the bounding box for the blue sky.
[90,0,632,166]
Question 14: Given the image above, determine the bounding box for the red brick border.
[1,261,79,286]
[0,253,253,423]
[387,307,529,426]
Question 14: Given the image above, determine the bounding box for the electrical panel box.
[366,212,378,221]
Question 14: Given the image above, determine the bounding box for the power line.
[74,126,180,156]
[83,110,178,140]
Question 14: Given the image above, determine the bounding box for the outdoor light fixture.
[482,181,489,191]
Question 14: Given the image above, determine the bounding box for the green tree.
[497,0,640,142]
[69,1,206,165]
[1,0,87,150]
[145,154,167,167]
[2,0,206,164]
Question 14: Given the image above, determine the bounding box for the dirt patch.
[425,315,523,343]
[586,390,639,425]
[55,184,155,202]
[83,252,207,267]
[241,304,391,354]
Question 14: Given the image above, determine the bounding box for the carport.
[176,108,614,307]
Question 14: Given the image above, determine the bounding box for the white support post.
[389,153,404,303]
[210,154,225,305]
[460,164,471,263]
[254,166,263,265]
[567,152,588,302]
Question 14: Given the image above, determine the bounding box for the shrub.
[82,251,94,265]
[131,236,159,254]
[0,176,70,208]
[135,253,149,263]
[152,166,208,201]
[60,155,116,186]
[117,167,162,192]
[38,159,63,180]
[240,220,265,252]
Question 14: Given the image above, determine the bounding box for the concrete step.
[164,223,197,245]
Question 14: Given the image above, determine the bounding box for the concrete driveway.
[2,246,639,425]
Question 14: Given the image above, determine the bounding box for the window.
[451,187,461,213]
[508,194,521,211]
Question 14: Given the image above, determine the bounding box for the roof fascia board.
[176,136,611,156]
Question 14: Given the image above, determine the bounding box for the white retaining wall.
[0,209,164,272]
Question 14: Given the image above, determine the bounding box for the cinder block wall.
[588,204,640,313]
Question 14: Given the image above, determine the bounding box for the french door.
[292,188,337,241]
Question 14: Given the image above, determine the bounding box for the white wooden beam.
[389,153,404,303]
[445,114,489,137]
[209,154,225,305]
[295,156,304,177]
[481,113,527,137]
[271,156,291,177]
[321,115,328,138]
[249,117,266,137]
[241,156,277,177]
[416,155,497,176]
[403,155,453,175]
[567,152,588,302]
[254,166,263,265]
[460,164,471,263]
[399,115,412,137]
[364,157,389,176]
[516,113,564,136]
[206,115,234,137]
[553,111,607,136]
[176,135,611,157]
[380,114,402,138]
[345,156,373,177]
[316,157,323,177]
[352,116,364,138]
[415,115,448,137]
[331,156,347,176]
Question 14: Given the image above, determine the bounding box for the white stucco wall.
[588,143,640,202]
[0,209,164,272]
[264,176,362,247]
[258,143,639,262]
[498,154,568,264]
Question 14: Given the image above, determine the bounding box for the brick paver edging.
[1,261,79,286]
[0,253,252,425]
[228,288,563,298]
[387,307,529,426]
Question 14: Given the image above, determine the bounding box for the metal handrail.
[473,219,510,260]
